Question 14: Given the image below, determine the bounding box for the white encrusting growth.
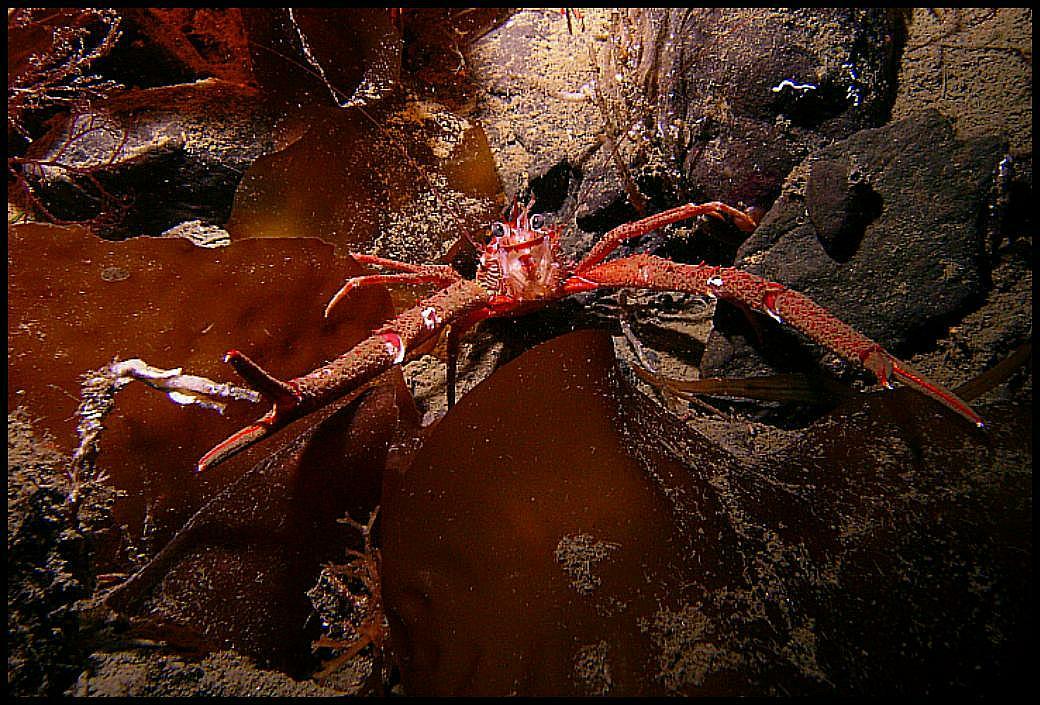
[104,358,260,411]
[421,306,441,331]
[771,79,817,94]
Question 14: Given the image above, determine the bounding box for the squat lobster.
[198,200,984,472]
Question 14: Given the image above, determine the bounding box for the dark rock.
[525,158,580,216]
[578,8,907,231]
[684,117,810,215]
[805,157,882,262]
[575,186,641,238]
[19,81,279,238]
[702,110,1006,388]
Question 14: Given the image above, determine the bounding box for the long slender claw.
[576,200,761,275]
[705,202,759,233]
[197,414,278,472]
[325,279,361,319]
[861,348,984,428]
[326,275,414,318]
[348,253,426,272]
[325,271,463,318]
[196,351,302,472]
[890,360,985,428]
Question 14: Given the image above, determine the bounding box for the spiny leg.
[575,201,759,275]
[326,257,461,318]
[348,253,461,275]
[575,254,984,427]
[200,279,491,472]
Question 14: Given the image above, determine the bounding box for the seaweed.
[381,329,1031,696]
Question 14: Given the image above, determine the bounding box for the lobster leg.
[326,257,462,318]
[198,278,491,471]
[575,254,984,427]
[444,307,494,408]
[575,201,758,275]
[347,253,461,274]
[326,272,462,318]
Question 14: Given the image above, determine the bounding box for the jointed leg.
[348,253,460,276]
[325,272,461,318]
[443,308,492,408]
[200,279,491,472]
[326,256,461,318]
[574,254,984,427]
[575,201,758,275]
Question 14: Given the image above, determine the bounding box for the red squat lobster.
[199,200,984,471]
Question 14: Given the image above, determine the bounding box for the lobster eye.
[530,213,546,230]
[490,222,506,238]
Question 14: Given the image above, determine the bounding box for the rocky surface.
[7,412,116,696]
[582,9,904,218]
[701,110,1006,387]
[23,80,281,237]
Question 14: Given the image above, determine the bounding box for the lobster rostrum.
[198,199,984,472]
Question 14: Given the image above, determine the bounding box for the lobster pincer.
[198,278,491,471]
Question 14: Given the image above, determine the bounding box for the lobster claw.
[196,350,302,472]
[860,346,984,428]
[197,413,281,472]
